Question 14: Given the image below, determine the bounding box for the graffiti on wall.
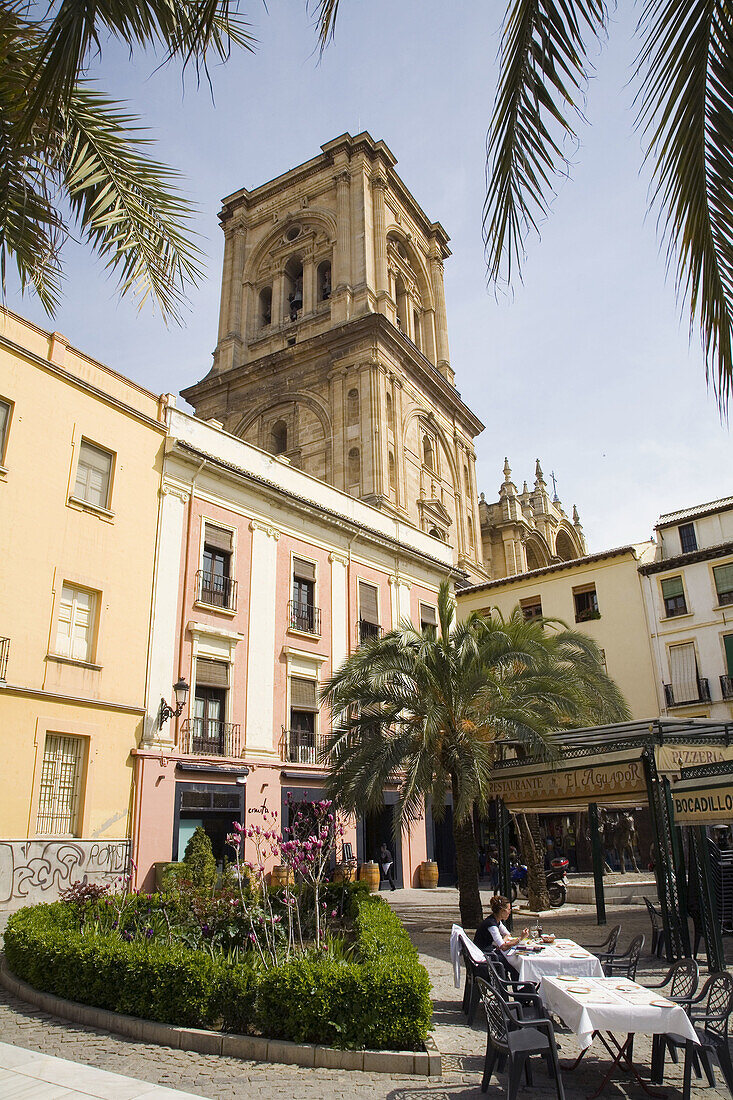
[0,840,130,910]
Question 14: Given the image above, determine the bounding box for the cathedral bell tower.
[182,132,486,579]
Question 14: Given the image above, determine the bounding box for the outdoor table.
[505,939,604,993]
[542,974,699,1098]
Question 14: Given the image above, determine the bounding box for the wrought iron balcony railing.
[721,676,733,700]
[196,569,237,611]
[358,619,382,644]
[181,718,242,758]
[0,636,8,681]
[288,600,321,635]
[664,678,711,708]
[280,728,330,766]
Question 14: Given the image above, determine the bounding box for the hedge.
[4,889,431,1050]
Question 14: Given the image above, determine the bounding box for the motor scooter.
[510,857,568,907]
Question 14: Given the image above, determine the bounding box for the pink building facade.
[133,405,456,890]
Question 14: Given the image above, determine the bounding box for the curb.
[0,958,441,1077]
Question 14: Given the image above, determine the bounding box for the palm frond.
[484,0,607,283]
[635,0,733,413]
[310,0,342,50]
[59,87,205,320]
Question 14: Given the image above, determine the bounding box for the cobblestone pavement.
[0,886,731,1100]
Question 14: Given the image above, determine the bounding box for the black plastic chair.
[598,933,644,979]
[477,978,565,1100]
[645,958,699,1072]
[584,923,621,959]
[644,897,666,957]
[461,941,489,1024]
[485,960,543,1022]
[652,971,733,1097]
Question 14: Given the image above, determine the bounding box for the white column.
[144,485,189,747]
[430,243,452,378]
[329,553,348,673]
[245,521,279,755]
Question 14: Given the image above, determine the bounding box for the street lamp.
[159,678,189,729]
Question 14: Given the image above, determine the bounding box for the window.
[713,563,733,606]
[73,440,113,509]
[258,286,272,327]
[573,585,600,623]
[395,275,407,331]
[679,523,698,554]
[668,642,701,704]
[36,734,84,835]
[386,391,394,431]
[724,635,733,677]
[284,256,303,321]
[271,420,288,455]
[358,580,380,643]
[388,451,396,491]
[317,260,331,302]
[520,596,543,621]
[422,434,434,471]
[413,309,421,350]
[200,524,235,610]
[464,465,471,496]
[348,447,360,489]
[420,603,437,632]
[661,575,688,617]
[467,515,475,552]
[291,557,319,634]
[0,398,12,465]
[347,388,360,426]
[54,584,97,662]
[289,676,318,763]
[191,658,229,754]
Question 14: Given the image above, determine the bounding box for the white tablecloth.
[542,976,700,1050]
[505,939,604,991]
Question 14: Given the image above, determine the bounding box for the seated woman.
[474,894,523,952]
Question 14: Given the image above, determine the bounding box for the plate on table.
[650,999,674,1007]
[556,976,579,983]
[569,987,592,995]
[570,952,589,958]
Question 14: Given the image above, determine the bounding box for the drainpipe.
[176,459,207,745]
[346,530,359,655]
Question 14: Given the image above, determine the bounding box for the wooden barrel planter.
[419,860,439,888]
[270,865,293,888]
[333,861,357,883]
[359,861,380,892]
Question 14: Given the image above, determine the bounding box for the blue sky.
[8,0,731,549]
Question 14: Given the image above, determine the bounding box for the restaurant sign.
[490,752,647,811]
[671,780,733,825]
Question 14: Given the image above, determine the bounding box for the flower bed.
[4,884,431,1050]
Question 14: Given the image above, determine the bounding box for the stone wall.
[0,839,130,911]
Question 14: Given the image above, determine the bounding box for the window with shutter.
[714,563,733,606]
[420,603,437,630]
[293,557,316,582]
[195,658,229,688]
[669,642,699,704]
[359,582,379,625]
[55,585,96,662]
[290,676,318,711]
[661,575,687,617]
[74,440,113,509]
[204,524,233,552]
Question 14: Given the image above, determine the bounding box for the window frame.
[0,395,14,469]
[678,522,698,554]
[35,733,86,837]
[660,574,689,618]
[51,582,99,666]
[71,437,115,513]
[520,596,543,621]
[572,584,600,623]
[712,561,733,607]
[290,553,319,635]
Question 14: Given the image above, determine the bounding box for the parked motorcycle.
[510,857,568,907]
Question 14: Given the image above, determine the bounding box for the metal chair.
[643,897,666,957]
[645,958,699,1072]
[598,933,644,979]
[477,978,565,1100]
[652,971,733,1097]
[584,923,621,959]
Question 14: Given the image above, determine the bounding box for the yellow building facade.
[457,544,660,720]
[0,309,165,910]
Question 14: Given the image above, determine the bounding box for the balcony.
[358,619,383,645]
[664,679,711,708]
[180,718,242,757]
[196,569,237,612]
[288,600,321,636]
[721,676,733,700]
[281,728,330,766]
[0,636,8,681]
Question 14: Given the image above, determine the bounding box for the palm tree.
[320,581,629,929]
[315,0,733,414]
[1,0,253,318]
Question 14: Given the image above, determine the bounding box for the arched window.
[271,420,287,455]
[422,434,434,471]
[386,391,394,431]
[284,256,303,321]
[317,260,332,302]
[348,447,360,488]
[555,530,576,562]
[388,451,396,491]
[347,388,359,427]
[258,286,272,328]
[467,515,475,552]
[413,309,421,350]
[429,527,444,541]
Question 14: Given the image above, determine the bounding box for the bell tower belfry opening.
[182,132,486,580]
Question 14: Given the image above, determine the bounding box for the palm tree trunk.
[517,812,550,912]
[451,778,483,928]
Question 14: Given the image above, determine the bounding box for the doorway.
[358,804,403,889]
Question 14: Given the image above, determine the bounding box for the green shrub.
[4,885,432,1050]
[182,827,217,893]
